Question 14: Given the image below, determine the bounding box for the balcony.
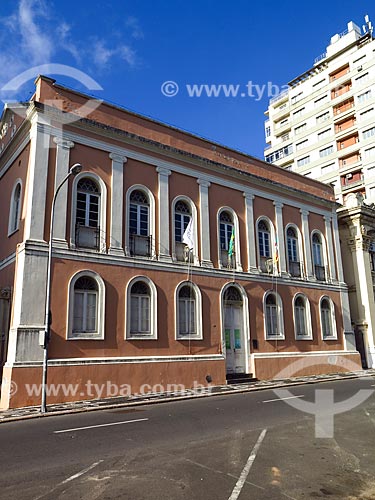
[333,100,354,118]
[75,224,100,250]
[288,260,301,278]
[175,242,194,263]
[129,234,151,257]
[314,265,326,281]
[220,250,235,270]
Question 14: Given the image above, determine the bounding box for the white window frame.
[70,172,107,252]
[256,216,277,270]
[125,276,157,340]
[319,296,338,340]
[67,270,106,340]
[311,230,328,280]
[217,206,242,271]
[171,196,199,265]
[8,179,22,236]
[125,185,156,258]
[175,281,203,340]
[263,290,285,340]
[285,223,304,276]
[293,293,312,340]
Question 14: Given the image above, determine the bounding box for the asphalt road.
[1,378,375,500]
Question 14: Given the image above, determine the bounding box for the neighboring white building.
[264,18,375,369]
[264,18,375,204]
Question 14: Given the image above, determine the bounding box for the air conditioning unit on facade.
[346,173,353,179]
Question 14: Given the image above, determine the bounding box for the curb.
[0,371,373,424]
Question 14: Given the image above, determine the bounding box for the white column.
[332,212,345,283]
[243,192,258,273]
[197,179,212,267]
[300,209,313,279]
[156,167,172,261]
[348,235,375,367]
[109,153,127,256]
[52,138,74,248]
[324,215,337,282]
[273,201,287,275]
[24,114,51,242]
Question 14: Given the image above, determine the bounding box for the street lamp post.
[41,163,83,413]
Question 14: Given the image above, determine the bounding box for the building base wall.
[1,358,226,409]
[254,351,362,380]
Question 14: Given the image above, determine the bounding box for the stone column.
[324,215,337,282]
[109,153,127,256]
[156,167,172,261]
[273,201,287,276]
[347,230,375,367]
[243,192,258,273]
[52,138,74,248]
[300,209,313,279]
[24,114,51,242]
[197,179,213,267]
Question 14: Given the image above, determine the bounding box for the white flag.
[182,218,194,250]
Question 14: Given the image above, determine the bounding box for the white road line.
[228,428,267,500]
[54,418,149,433]
[262,395,304,403]
[61,460,104,484]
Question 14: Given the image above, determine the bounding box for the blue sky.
[0,0,374,159]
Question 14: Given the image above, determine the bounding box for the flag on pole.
[182,218,194,250]
[228,227,235,258]
[273,235,279,273]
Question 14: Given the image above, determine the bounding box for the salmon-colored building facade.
[0,76,361,409]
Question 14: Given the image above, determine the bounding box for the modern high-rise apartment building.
[264,18,375,370]
[264,18,375,204]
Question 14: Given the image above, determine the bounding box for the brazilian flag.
[228,227,235,257]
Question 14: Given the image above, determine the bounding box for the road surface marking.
[61,460,104,484]
[262,395,304,403]
[54,418,149,433]
[228,428,267,500]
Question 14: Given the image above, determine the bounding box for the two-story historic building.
[0,76,361,408]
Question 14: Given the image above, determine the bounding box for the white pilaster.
[109,153,127,256]
[24,115,51,242]
[273,201,287,275]
[324,215,337,282]
[331,213,343,282]
[243,192,258,273]
[300,209,313,279]
[156,167,172,261]
[197,179,213,267]
[52,137,74,248]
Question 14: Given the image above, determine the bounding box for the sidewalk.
[1,369,374,423]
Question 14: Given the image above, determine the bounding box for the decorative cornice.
[53,137,74,149]
[197,179,211,188]
[109,152,128,163]
[156,166,172,176]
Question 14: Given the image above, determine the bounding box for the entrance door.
[223,285,246,374]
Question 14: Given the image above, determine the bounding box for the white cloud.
[0,0,142,89]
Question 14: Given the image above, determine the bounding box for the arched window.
[176,282,202,339]
[257,219,273,273]
[287,226,301,277]
[294,295,312,339]
[75,178,101,250]
[312,233,326,281]
[264,292,284,339]
[126,276,157,339]
[219,211,234,268]
[68,271,105,339]
[320,297,337,339]
[129,190,150,256]
[8,181,22,235]
[174,200,192,262]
